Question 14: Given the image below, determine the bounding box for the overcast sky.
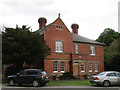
[0,0,119,40]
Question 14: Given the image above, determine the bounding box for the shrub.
[59,72,76,80]
[4,64,24,79]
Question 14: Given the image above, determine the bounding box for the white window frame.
[60,62,65,72]
[81,63,85,72]
[53,61,58,72]
[90,46,96,55]
[74,61,79,65]
[75,44,79,54]
[89,63,92,72]
[55,40,63,52]
[95,63,98,72]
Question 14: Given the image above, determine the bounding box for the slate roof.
[72,33,105,45]
[37,18,104,46]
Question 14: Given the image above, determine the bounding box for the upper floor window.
[55,40,63,52]
[75,44,79,54]
[90,46,96,55]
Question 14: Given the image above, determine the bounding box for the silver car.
[89,71,120,87]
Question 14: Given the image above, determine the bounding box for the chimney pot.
[71,24,79,34]
[38,17,47,29]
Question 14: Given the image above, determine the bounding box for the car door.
[106,73,118,85]
[24,70,38,84]
[16,70,27,84]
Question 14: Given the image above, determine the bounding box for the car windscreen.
[40,70,48,75]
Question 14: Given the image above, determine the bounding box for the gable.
[38,16,71,35]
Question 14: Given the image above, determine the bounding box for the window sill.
[89,71,92,72]
[90,54,96,56]
[55,51,63,53]
[81,71,85,72]
[53,71,58,73]
[56,28,63,30]
[95,71,98,72]
[60,71,65,73]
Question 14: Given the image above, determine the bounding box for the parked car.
[89,71,120,87]
[7,69,49,87]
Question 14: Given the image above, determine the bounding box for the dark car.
[7,69,49,87]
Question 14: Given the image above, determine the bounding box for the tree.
[110,54,120,72]
[96,28,120,71]
[109,38,120,56]
[2,25,51,72]
[107,38,120,71]
[96,28,120,46]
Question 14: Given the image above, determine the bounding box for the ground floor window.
[60,62,65,72]
[53,61,58,72]
[89,63,92,72]
[74,61,79,65]
[95,63,98,72]
[81,63,85,72]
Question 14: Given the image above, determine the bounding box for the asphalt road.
[1,84,120,90]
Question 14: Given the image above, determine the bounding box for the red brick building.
[37,14,104,79]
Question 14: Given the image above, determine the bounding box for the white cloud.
[0,0,119,39]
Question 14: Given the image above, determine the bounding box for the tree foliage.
[96,28,120,71]
[106,38,120,71]
[96,28,120,46]
[2,25,51,70]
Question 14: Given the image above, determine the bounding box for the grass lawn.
[47,80,94,86]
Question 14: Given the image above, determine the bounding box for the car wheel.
[32,80,40,87]
[8,80,15,86]
[103,80,110,87]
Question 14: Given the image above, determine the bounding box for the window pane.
[89,63,92,72]
[90,46,96,55]
[56,41,63,52]
[75,44,79,54]
[118,73,120,77]
[107,73,116,77]
[95,63,98,72]
[81,63,85,72]
[60,62,65,72]
[53,61,58,72]
[74,61,79,65]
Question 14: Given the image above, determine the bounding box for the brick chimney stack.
[38,17,47,29]
[71,24,79,34]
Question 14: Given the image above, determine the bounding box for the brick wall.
[41,17,104,79]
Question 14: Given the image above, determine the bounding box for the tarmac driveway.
[1,83,120,90]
